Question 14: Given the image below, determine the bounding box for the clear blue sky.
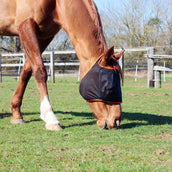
[94,0,171,10]
[94,0,122,11]
[94,0,171,20]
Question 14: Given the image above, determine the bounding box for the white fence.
[0,50,79,83]
[0,48,171,87]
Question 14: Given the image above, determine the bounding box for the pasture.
[0,76,172,171]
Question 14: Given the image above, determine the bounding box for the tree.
[99,0,171,48]
[100,0,147,47]
[47,30,73,51]
[0,36,15,52]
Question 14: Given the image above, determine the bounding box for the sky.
[94,0,122,11]
[94,0,171,20]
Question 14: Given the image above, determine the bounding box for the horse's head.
[80,46,125,129]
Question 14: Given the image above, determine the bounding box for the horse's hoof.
[11,119,26,124]
[46,124,62,131]
[97,120,107,129]
[107,119,120,129]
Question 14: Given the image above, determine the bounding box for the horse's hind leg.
[16,18,61,131]
[11,59,32,124]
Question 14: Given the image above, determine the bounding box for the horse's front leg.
[17,18,61,131]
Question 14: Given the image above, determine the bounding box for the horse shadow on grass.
[121,112,172,129]
[0,112,42,123]
[54,111,96,129]
[54,111,172,129]
[1,111,172,129]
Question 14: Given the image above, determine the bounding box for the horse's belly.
[0,0,18,35]
[0,18,18,36]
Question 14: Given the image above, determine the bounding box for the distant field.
[0,77,172,171]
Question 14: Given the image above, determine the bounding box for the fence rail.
[0,48,171,86]
[147,47,172,88]
[0,50,79,83]
[146,54,172,58]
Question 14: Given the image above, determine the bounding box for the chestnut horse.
[0,0,124,131]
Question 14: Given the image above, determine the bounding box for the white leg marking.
[40,96,60,127]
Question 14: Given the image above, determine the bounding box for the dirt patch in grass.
[152,133,172,140]
[155,93,170,97]
[143,92,171,97]
[99,146,115,152]
[167,159,172,162]
[125,92,139,97]
[136,131,172,141]
[157,131,172,140]
[154,150,170,155]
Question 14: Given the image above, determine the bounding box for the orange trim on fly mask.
[87,99,122,104]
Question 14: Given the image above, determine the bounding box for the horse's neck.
[57,0,107,78]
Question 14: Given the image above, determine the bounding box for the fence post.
[78,65,80,81]
[23,53,26,65]
[0,54,2,82]
[50,51,55,83]
[135,60,138,82]
[119,51,124,86]
[147,47,155,88]
[154,70,161,88]
[163,61,166,82]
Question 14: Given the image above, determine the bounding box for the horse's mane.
[83,0,122,78]
[83,0,103,28]
[83,0,107,54]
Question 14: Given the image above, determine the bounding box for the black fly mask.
[79,58,122,104]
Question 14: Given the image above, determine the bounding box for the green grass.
[0,77,172,172]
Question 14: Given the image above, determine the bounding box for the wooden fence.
[0,48,171,88]
[0,50,78,83]
[146,47,172,88]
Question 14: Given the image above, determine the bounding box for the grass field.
[0,76,172,172]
